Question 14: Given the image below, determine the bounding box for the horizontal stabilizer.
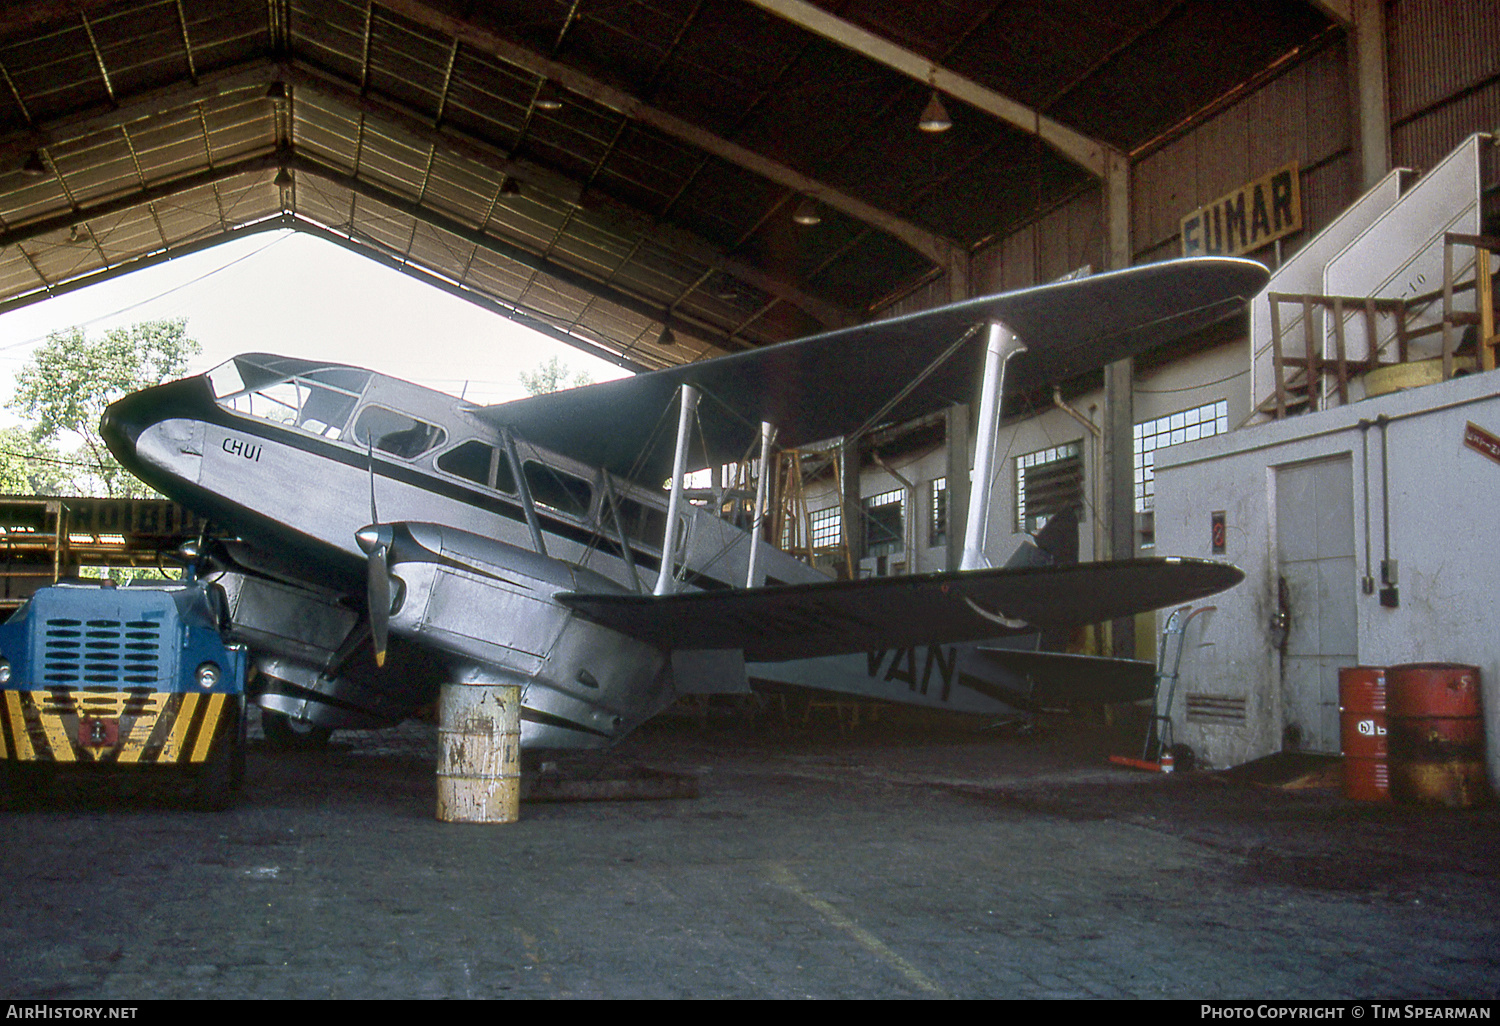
[559,557,1242,663]
[971,649,1157,705]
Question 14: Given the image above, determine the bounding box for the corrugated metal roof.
[0,0,1331,370]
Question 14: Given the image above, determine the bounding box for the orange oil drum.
[1386,663,1488,808]
[1339,666,1389,802]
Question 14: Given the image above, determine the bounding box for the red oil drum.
[1386,663,1488,807]
[1339,666,1388,802]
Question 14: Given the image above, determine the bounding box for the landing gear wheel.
[261,708,333,750]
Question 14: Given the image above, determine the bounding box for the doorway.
[1274,455,1357,753]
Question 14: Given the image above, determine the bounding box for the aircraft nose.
[100,377,209,464]
[100,389,149,459]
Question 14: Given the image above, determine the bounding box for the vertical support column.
[656,384,700,596]
[746,421,775,588]
[1102,145,1136,657]
[944,404,970,572]
[839,437,863,579]
[1103,150,1132,275]
[436,683,522,824]
[1104,357,1136,657]
[1351,0,1391,191]
[943,248,973,573]
[961,320,1027,572]
[947,249,971,304]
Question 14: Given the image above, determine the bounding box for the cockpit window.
[353,405,447,459]
[208,357,368,440]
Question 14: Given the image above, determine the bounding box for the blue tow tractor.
[0,577,249,810]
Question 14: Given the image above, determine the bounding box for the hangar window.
[780,504,843,557]
[1015,442,1082,534]
[1133,401,1228,514]
[929,478,948,547]
[862,488,905,558]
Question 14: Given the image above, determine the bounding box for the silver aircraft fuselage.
[102,354,824,748]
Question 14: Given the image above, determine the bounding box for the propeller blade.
[357,525,392,668]
[368,543,390,668]
[367,437,379,524]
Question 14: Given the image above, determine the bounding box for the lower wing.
[558,557,1242,662]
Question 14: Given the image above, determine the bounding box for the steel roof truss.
[376,0,957,267]
[743,0,1116,179]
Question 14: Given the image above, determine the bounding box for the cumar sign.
[1181,162,1302,258]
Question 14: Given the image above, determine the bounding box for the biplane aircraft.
[100,256,1267,750]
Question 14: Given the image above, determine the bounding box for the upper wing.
[476,256,1268,486]
[557,557,1243,662]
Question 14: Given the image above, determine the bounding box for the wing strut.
[655,384,700,596]
[960,319,1028,571]
[745,421,776,587]
[502,428,547,557]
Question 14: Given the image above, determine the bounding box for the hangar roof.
[0,1,1333,371]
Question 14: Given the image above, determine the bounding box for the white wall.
[1135,339,1252,433]
[1155,368,1500,783]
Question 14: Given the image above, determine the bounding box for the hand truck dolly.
[1108,604,1215,774]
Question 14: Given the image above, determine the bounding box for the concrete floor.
[1,705,1497,1000]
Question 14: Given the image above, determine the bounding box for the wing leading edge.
[475,257,1269,486]
[557,557,1244,663]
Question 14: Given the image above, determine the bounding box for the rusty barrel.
[1338,666,1389,802]
[1386,663,1488,808]
[436,683,523,824]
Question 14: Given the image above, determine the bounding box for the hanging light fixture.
[918,89,952,133]
[500,176,522,197]
[534,80,564,111]
[792,196,821,226]
[20,150,47,177]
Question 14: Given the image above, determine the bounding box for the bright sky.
[0,229,629,430]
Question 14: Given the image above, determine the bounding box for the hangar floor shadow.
[1,705,1496,1000]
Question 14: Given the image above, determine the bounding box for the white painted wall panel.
[1156,368,1500,786]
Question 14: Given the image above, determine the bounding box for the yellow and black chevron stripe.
[0,689,240,766]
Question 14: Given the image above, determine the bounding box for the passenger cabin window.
[610,494,668,547]
[523,461,593,519]
[208,358,368,440]
[353,406,446,459]
[437,441,517,493]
